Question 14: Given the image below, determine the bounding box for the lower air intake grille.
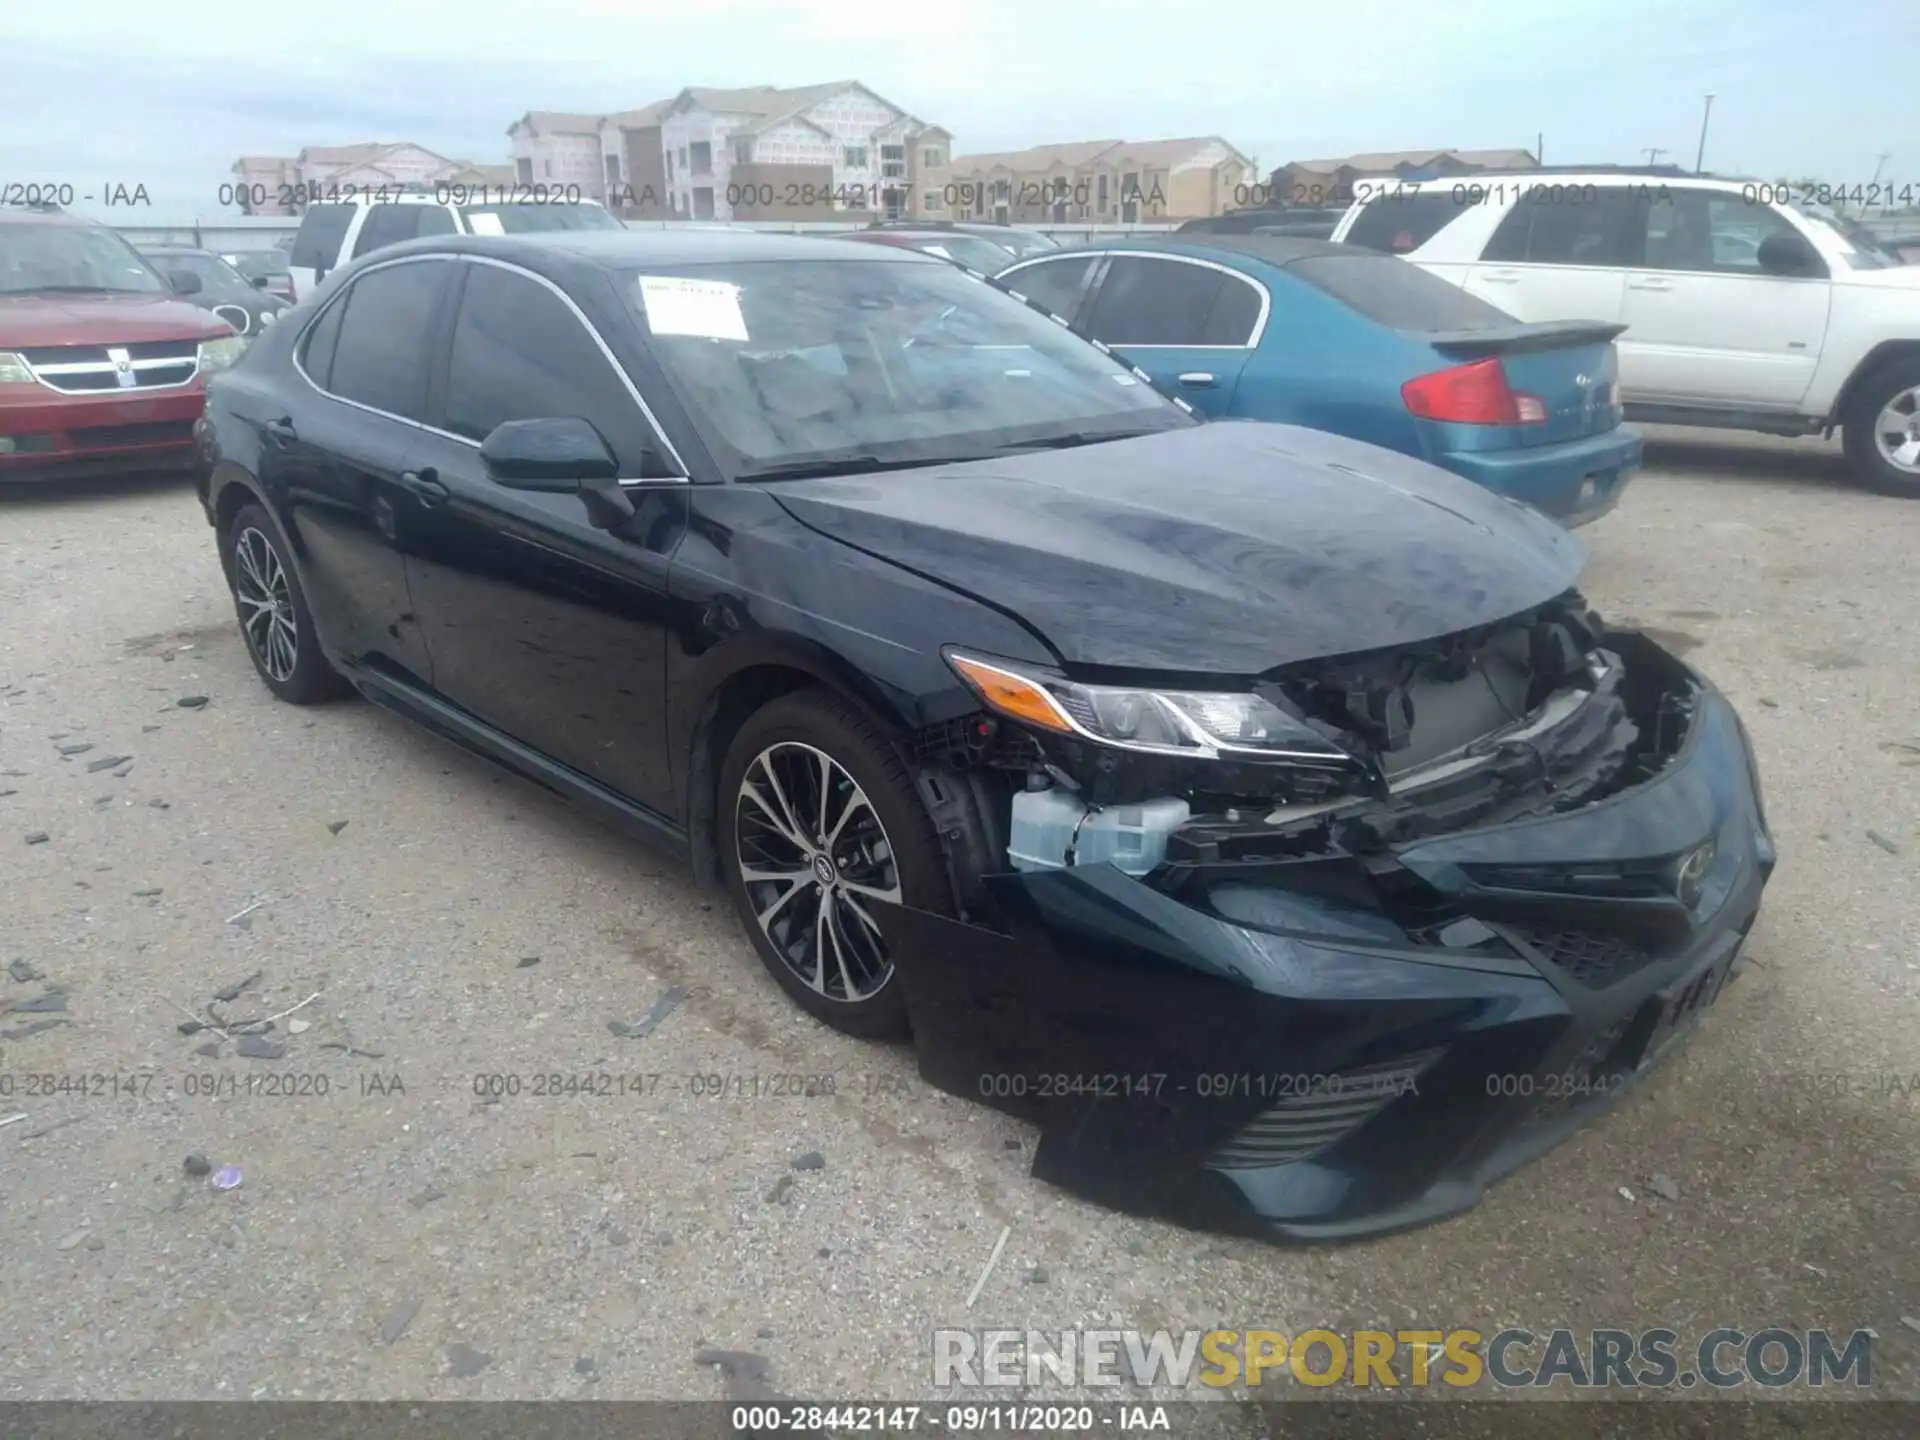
[1208,1048,1442,1170]
[1506,926,1659,989]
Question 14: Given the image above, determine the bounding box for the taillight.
[1402,357,1546,426]
[1608,380,1622,408]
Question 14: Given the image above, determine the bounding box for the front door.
[1073,253,1259,416]
[400,258,687,816]
[1616,190,1831,409]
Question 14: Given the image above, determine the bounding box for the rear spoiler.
[1426,320,1627,358]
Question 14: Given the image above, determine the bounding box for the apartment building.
[228,143,508,214]
[1268,148,1539,203]
[945,137,1254,225]
[512,82,952,221]
[506,112,613,197]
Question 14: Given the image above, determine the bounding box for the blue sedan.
[992,236,1642,526]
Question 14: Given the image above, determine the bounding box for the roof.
[1034,234,1357,269]
[601,99,674,129]
[0,206,94,228]
[510,111,606,137]
[370,228,937,269]
[1283,148,1539,175]
[1105,135,1250,170]
[950,139,1125,172]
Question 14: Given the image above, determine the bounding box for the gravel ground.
[1,427,1915,1405]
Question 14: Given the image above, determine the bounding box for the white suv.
[1331,172,1920,496]
[287,189,623,303]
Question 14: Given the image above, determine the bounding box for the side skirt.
[345,662,691,865]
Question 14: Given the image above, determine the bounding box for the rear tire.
[1841,358,1920,498]
[717,688,953,1039]
[223,502,352,704]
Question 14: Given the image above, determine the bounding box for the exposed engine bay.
[905,588,1704,922]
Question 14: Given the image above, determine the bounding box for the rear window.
[1342,193,1464,254]
[458,204,623,234]
[290,204,354,269]
[1286,253,1513,332]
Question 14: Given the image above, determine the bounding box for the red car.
[1,203,247,483]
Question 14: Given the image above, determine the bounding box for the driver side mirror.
[168,270,203,296]
[1757,232,1823,278]
[250,275,271,290]
[481,417,620,492]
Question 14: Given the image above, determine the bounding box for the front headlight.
[259,308,278,326]
[197,335,249,375]
[946,651,1352,762]
[0,351,36,384]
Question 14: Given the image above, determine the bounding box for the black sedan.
[194,230,1774,1240]
[141,245,289,336]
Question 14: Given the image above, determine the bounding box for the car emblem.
[1674,841,1716,907]
[1575,373,1593,389]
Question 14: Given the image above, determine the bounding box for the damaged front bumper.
[872,643,1775,1240]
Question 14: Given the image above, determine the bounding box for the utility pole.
[1643,147,1670,166]
[1536,131,1544,165]
[1870,152,1892,186]
[1694,94,1715,173]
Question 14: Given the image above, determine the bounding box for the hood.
[772,422,1586,675]
[0,292,232,348]
[1835,260,1920,291]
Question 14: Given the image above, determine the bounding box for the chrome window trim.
[290,251,690,485]
[999,250,1272,349]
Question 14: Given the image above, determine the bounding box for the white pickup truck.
[1331,172,1920,496]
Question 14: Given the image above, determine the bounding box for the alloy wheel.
[733,741,902,1002]
[1872,384,1920,473]
[233,526,298,683]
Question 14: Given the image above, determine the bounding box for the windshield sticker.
[465,212,506,236]
[636,275,749,341]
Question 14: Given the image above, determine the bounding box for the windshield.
[625,257,1193,477]
[910,235,1019,273]
[146,251,253,294]
[223,250,289,279]
[1785,200,1901,269]
[460,203,625,235]
[0,223,166,295]
[997,231,1060,257]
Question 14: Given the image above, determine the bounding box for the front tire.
[1841,358,1920,498]
[717,688,953,1038]
[222,502,352,704]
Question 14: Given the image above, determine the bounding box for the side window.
[298,294,347,389]
[414,206,459,237]
[443,264,648,468]
[1642,191,1804,274]
[351,204,422,258]
[324,260,451,420]
[290,204,353,271]
[1344,194,1463,254]
[1199,275,1263,345]
[1482,187,1634,266]
[1081,257,1227,346]
[1000,256,1097,319]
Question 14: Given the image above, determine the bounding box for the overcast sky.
[5,0,1913,220]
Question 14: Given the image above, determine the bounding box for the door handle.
[1178,372,1216,388]
[400,468,449,505]
[262,416,297,447]
[1477,270,1521,283]
[1627,277,1675,291]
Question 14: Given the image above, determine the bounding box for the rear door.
[399,258,688,816]
[271,255,456,686]
[1617,189,1831,408]
[1071,253,1263,415]
[1462,184,1635,328]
